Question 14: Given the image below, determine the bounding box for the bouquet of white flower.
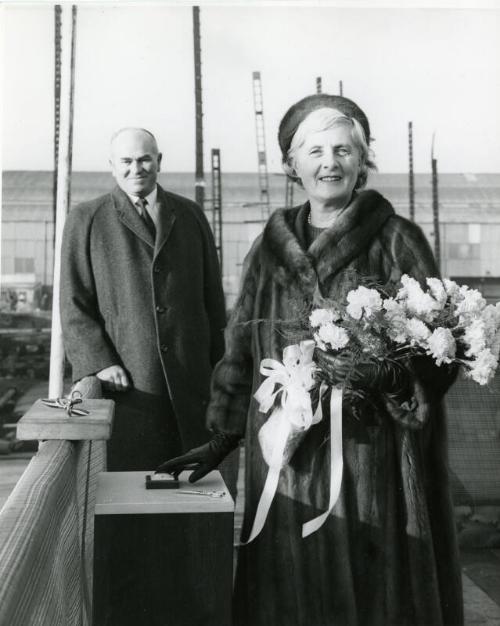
[311,275,500,386]
[247,275,500,544]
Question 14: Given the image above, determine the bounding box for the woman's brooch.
[41,390,90,417]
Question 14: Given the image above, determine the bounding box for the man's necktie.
[136,198,156,239]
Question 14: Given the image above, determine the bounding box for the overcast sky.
[2,2,500,173]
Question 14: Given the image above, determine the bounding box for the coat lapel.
[308,190,395,283]
[261,190,394,290]
[113,186,155,247]
[155,186,177,256]
[112,185,177,253]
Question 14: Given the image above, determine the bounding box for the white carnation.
[481,304,500,342]
[456,286,486,319]
[426,277,448,307]
[346,286,382,320]
[467,349,498,385]
[383,297,406,318]
[405,317,431,347]
[426,327,456,366]
[309,308,335,328]
[463,318,487,358]
[316,323,350,351]
[398,275,441,321]
[443,278,460,298]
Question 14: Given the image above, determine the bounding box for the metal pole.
[193,6,205,210]
[339,80,343,96]
[49,5,77,398]
[431,133,441,272]
[53,5,62,251]
[211,149,223,272]
[408,121,415,222]
[316,77,322,94]
[66,5,77,210]
[44,221,48,286]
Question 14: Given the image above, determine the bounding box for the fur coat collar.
[260,190,394,290]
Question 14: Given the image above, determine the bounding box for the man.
[61,129,232,624]
[61,128,227,471]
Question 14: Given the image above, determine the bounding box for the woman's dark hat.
[278,94,371,159]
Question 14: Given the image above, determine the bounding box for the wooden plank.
[16,398,114,441]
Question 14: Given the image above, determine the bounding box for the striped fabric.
[0,378,106,626]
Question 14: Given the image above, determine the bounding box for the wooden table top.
[95,470,234,515]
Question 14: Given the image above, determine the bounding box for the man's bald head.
[110,127,159,156]
[109,127,162,197]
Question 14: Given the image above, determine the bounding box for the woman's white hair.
[282,107,377,189]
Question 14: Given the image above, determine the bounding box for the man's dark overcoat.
[208,190,463,626]
[61,184,226,463]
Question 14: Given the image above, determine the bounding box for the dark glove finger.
[189,463,212,483]
[155,460,197,475]
[155,449,204,474]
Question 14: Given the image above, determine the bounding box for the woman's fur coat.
[208,190,463,626]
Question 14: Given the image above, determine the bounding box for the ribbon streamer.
[241,409,290,545]
[243,365,344,544]
[302,386,343,538]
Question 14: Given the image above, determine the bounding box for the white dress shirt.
[127,186,160,232]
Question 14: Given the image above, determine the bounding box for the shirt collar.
[127,185,157,212]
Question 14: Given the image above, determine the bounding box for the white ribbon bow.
[254,340,318,431]
[243,340,344,545]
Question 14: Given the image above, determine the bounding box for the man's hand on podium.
[156,432,240,483]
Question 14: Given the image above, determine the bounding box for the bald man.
[61,128,227,471]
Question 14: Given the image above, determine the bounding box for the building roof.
[3,170,500,224]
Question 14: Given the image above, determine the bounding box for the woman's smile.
[292,124,360,211]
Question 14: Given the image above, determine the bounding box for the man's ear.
[157,152,163,171]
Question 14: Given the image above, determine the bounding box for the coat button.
[160,344,168,353]
[153,266,161,274]
[156,306,166,313]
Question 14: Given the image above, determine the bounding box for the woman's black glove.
[155,432,241,483]
[315,348,419,427]
[314,348,411,402]
[352,358,411,402]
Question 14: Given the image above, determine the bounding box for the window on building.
[468,224,481,244]
[14,257,35,273]
[448,243,480,260]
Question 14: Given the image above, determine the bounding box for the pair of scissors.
[41,390,89,417]
[176,489,226,498]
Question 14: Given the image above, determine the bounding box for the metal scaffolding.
[193,6,205,210]
[252,71,270,219]
[211,149,223,271]
[53,6,62,249]
[408,121,415,222]
[431,133,441,271]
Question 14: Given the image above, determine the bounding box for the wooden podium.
[93,470,234,626]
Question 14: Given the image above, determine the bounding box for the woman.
[160,94,463,626]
